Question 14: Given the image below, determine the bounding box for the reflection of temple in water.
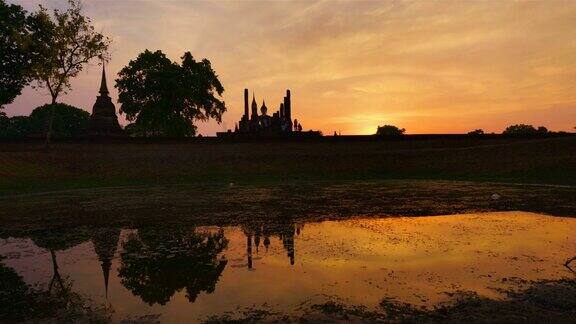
[242,221,303,269]
[90,228,121,301]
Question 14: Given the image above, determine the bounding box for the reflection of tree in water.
[0,253,110,322]
[118,227,228,305]
[29,228,90,294]
[0,228,103,322]
[17,227,120,299]
[242,220,303,269]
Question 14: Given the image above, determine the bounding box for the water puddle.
[1,211,575,322]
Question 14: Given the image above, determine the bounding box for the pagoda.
[86,64,124,136]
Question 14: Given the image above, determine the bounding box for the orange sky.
[5,0,576,135]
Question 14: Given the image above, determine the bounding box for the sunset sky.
[5,0,576,135]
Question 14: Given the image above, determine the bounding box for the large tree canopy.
[25,0,109,145]
[0,0,34,108]
[116,50,226,137]
[28,0,110,105]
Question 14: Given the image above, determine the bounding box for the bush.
[376,125,405,136]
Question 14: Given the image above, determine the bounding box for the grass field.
[0,136,575,195]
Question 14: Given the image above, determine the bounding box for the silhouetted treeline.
[467,124,569,137]
[0,103,89,139]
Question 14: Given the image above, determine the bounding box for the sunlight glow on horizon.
[4,0,576,135]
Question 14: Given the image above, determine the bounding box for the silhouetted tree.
[116,50,226,137]
[376,125,405,136]
[0,114,30,138]
[27,0,110,145]
[25,103,89,138]
[503,124,548,136]
[537,126,549,135]
[0,0,34,108]
[118,227,228,305]
[0,104,88,139]
[467,129,484,136]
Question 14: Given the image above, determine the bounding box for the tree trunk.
[44,97,57,149]
[48,249,64,293]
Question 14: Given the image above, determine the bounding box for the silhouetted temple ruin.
[218,88,320,137]
[86,64,124,136]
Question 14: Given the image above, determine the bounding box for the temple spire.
[102,260,111,302]
[251,92,258,118]
[99,62,109,96]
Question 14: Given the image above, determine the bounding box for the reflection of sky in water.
[1,211,575,322]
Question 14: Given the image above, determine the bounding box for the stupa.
[86,64,124,136]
